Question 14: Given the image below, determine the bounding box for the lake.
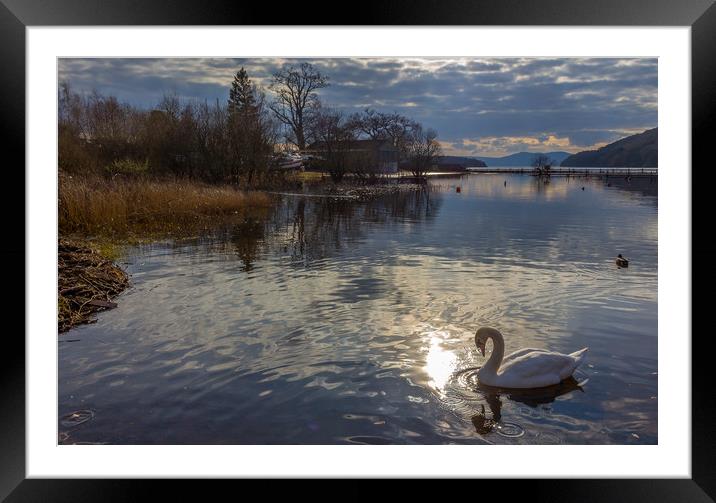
[58,173,658,445]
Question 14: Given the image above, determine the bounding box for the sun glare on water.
[424,331,459,392]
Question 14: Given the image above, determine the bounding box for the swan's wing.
[501,350,584,382]
[502,347,546,364]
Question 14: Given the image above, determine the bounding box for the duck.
[474,327,588,389]
[616,254,629,267]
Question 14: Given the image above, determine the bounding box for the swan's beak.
[477,340,486,357]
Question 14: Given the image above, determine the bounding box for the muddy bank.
[58,239,129,333]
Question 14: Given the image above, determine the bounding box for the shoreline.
[58,239,129,333]
[281,179,428,201]
[57,169,655,333]
[57,174,430,333]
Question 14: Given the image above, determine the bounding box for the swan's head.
[475,327,500,357]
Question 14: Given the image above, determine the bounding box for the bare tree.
[309,108,359,183]
[532,154,554,176]
[384,112,420,157]
[59,81,95,173]
[349,108,392,140]
[404,126,441,179]
[193,99,229,182]
[349,108,419,160]
[268,63,329,150]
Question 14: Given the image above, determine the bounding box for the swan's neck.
[482,333,505,375]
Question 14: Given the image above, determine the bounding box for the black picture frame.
[2,0,712,499]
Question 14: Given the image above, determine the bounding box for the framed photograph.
[4,0,712,497]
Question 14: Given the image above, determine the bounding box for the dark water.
[58,173,658,445]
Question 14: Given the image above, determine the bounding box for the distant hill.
[437,156,487,168]
[475,151,573,167]
[561,128,657,168]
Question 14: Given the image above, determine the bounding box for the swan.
[616,254,629,267]
[474,327,588,389]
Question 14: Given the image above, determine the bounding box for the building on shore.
[303,139,400,174]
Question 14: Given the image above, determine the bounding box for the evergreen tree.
[228,67,257,118]
[226,67,276,186]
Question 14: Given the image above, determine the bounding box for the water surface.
[59,173,658,444]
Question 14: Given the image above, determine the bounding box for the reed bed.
[58,176,274,332]
[59,175,273,238]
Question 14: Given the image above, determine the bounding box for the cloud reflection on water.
[59,173,657,444]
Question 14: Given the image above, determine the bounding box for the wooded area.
[59,63,442,186]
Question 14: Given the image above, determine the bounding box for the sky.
[58,57,657,157]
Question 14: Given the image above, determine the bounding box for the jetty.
[465,167,657,177]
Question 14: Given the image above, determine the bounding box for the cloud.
[443,134,608,157]
[58,57,657,156]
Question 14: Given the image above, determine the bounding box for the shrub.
[105,158,150,177]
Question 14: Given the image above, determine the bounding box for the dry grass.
[58,239,129,332]
[59,175,274,238]
[58,175,275,332]
[293,170,327,182]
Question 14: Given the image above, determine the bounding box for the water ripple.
[59,174,657,444]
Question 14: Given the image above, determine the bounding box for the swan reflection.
[469,376,586,435]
